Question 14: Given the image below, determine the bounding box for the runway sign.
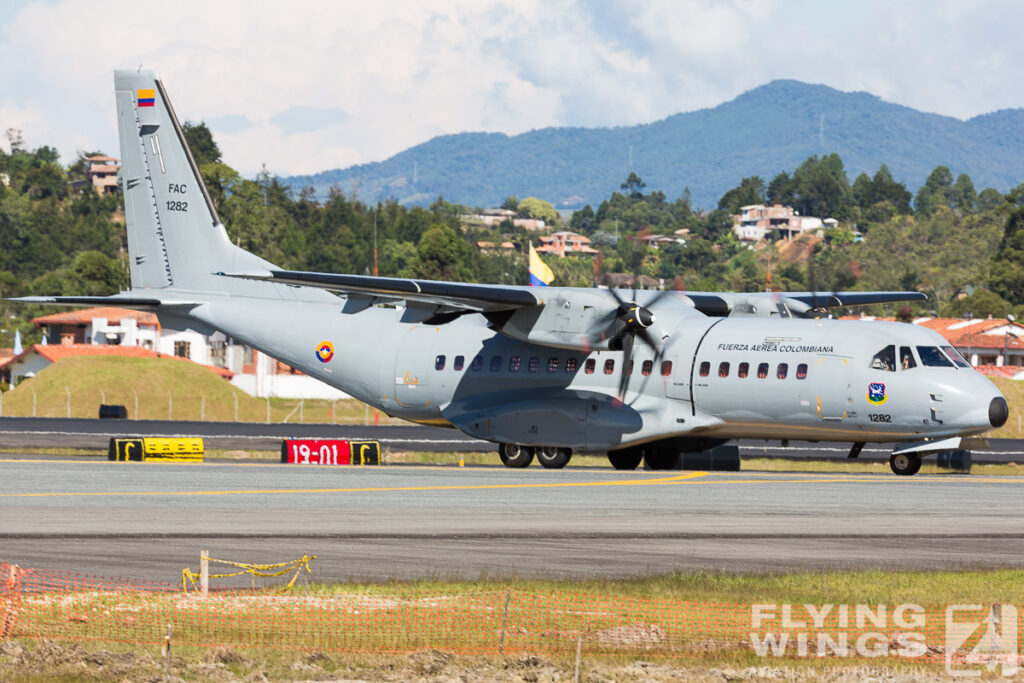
[108,437,204,462]
[281,439,380,465]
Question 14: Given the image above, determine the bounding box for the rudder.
[114,69,280,295]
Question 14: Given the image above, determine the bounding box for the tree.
[950,173,977,214]
[501,195,519,212]
[718,176,765,214]
[988,187,1024,304]
[569,204,596,232]
[914,165,954,216]
[182,121,222,166]
[414,224,475,281]
[767,171,795,206]
[978,188,1003,212]
[620,172,646,198]
[517,197,558,224]
[791,154,852,220]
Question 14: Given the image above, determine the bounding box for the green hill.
[0,356,384,424]
[284,79,1024,210]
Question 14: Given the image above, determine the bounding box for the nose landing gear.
[889,452,922,476]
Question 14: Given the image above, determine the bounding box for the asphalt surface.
[2,416,1023,463]
[2,455,1023,584]
[0,416,486,451]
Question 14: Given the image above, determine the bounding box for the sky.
[1,0,1022,177]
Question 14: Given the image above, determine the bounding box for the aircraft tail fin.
[114,69,328,301]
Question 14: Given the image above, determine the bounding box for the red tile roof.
[975,365,1024,378]
[844,316,1024,350]
[32,307,159,327]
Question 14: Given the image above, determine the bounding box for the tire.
[608,450,643,470]
[644,448,679,471]
[499,443,534,468]
[536,447,571,469]
[890,452,922,476]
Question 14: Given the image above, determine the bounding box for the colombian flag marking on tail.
[528,242,554,287]
[137,89,155,107]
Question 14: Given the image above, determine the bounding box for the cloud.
[0,0,1021,176]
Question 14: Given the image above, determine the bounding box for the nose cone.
[990,396,1009,428]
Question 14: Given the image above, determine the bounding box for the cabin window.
[642,360,653,376]
[454,355,465,371]
[470,355,483,371]
[757,362,769,379]
[604,359,615,375]
[777,363,788,379]
[528,356,540,373]
[870,345,896,372]
[899,346,917,370]
[566,358,578,373]
[796,363,808,379]
[490,356,502,372]
[738,362,749,378]
[917,346,954,367]
[718,362,730,378]
[699,361,710,377]
[547,357,559,373]
[434,355,446,371]
[585,358,596,374]
[509,355,522,372]
[660,360,673,377]
[941,345,970,368]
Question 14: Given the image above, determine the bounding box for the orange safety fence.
[1,563,1022,666]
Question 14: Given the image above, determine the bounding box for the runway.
[2,456,1023,584]
[3,417,1023,464]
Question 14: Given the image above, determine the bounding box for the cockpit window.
[899,346,917,371]
[870,345,896,372]
[916,346,954,367]
[942,345,970,368]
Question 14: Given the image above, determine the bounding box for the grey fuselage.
[184,291,1001,452]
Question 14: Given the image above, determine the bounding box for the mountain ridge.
[283,80,1024,210]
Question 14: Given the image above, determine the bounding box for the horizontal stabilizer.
[10,296,200,309]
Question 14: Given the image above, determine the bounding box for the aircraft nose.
[990,396,1009,428]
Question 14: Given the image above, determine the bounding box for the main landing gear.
[889,452,922,476]
[498,443,573,469]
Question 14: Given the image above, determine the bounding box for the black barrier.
[99,404,128,419]
[108,438,145,461]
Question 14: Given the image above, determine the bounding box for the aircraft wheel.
[536,447,571,469]
[644,449,678,471]
[608,450,643,470]
[499,443,534,468]
[890,452,922,476]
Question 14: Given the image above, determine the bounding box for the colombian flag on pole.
[528,242,554,287]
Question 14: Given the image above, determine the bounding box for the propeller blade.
[617,332,635,401]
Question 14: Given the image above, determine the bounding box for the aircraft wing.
[782,291,928,307]
[218,269,540,312]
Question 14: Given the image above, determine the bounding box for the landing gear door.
[808,355,852,420]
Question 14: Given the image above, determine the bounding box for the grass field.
[0,356,400,424]
[3,568,1020,681]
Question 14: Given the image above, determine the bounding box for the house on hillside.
[463,209,547,231]
[535,231,599,256]
[733,204,831,242]
[85,155,121,195]
[596,273,662,290]
[0,348,14,386]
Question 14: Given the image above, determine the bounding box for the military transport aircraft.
[16,70,1009,475]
